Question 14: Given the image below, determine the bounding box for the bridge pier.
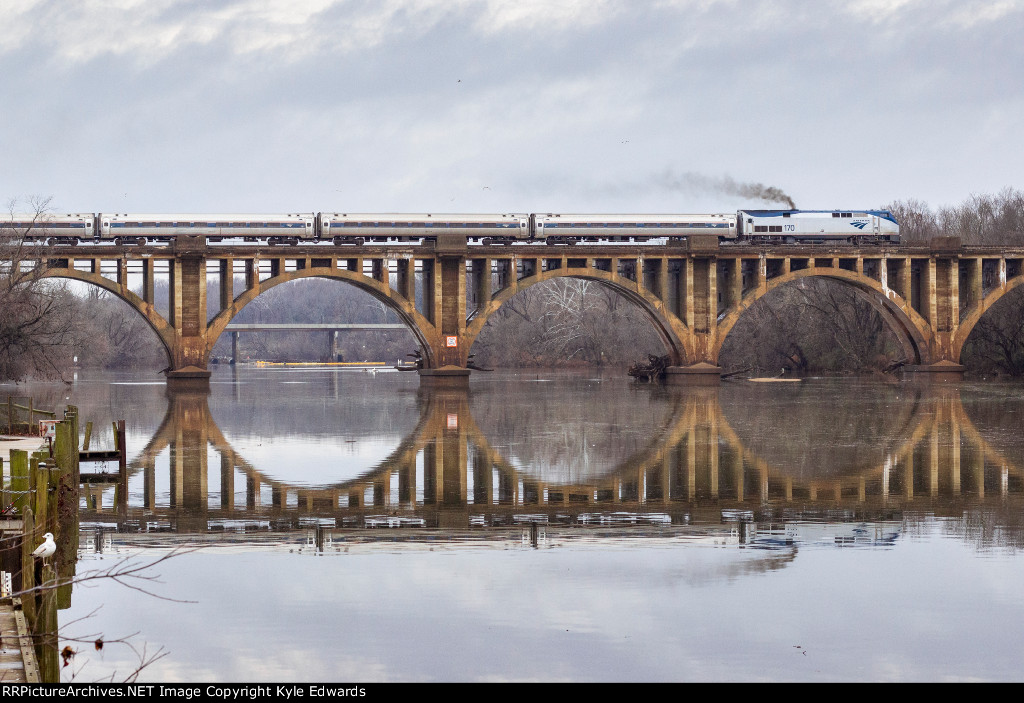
[665,363,723,385]
[902,360,966,382]
[166,367,213,391]
[166,240,214,389]
[418,367,472,388]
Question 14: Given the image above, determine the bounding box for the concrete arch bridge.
[35,237,1024,387]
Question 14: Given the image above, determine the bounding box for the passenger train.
[0,209,900,245]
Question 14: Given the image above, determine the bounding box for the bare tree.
[473,278,664,368]
[12,547,196,682]
[0,198,79,382]
[962,288,1024,375]
[720,279,901,374]
[889,188,1024,245]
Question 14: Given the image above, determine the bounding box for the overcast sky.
[2,0,1022,216]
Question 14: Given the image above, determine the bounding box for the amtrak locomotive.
[1,209,900,245]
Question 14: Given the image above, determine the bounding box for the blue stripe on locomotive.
[741,210,898,225]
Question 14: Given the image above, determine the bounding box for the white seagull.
[32,532,56,560]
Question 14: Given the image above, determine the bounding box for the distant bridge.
[30,236,1024,387]
[223,323,408,362]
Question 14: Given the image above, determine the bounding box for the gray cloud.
[1,1,1022,213]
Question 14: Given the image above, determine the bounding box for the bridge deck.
[45,241,1013,257]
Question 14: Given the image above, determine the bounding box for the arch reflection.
[79,381,1024,547]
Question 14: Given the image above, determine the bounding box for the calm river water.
[10,367,1024,682]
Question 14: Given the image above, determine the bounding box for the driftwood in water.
[628,354,670,382]
[884,358,908,374]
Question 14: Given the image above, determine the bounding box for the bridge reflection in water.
[78,380,1024,549]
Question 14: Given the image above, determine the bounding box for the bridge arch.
[713,268,932,367]
[205,268,438,367]
[39,266,174,365]
[954,274,1024,363]
[463,268,692,365]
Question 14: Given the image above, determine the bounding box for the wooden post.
[116,420,127,518]
[116,420,127,484]
[37,564,58,682]
[20,507,35,623]
[31,453,46,534]
[54,408,79,605]
[10,449,29,514]
[83,421,93,451]
[44,457,59,537]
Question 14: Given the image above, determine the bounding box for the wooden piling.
[42,458,59,539]
[82,421,92,451]
[31,453,46,536]
[0,399,79,683]
[36,563,58,682]
[19,507,35,624]
[55,408,79,607]
[10,449,28,514]
[116,419,127,484]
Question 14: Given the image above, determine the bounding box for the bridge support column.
[664,251,722,384]
[418,239,473,386]
[903,243,966,381]
[167,241,212,390]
